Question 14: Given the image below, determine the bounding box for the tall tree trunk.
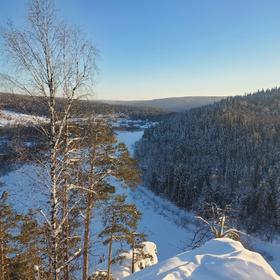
[63,121,70,280]
[34,266,40,280]
[82,194,93,280]
[62,187,70,280]
[0,237,5,280]
[131,236,135,274]
[49,94,59,280]
[107,235,113,280]
[83,141,96,280]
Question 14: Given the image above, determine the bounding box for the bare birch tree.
[0,0,97,278]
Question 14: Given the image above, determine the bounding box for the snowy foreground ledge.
[126,238,280,280]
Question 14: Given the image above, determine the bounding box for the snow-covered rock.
[91,241,158,280]
[126,238,280,280]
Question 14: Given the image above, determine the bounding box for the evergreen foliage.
[99,195,142,279]
[136,88,280,237]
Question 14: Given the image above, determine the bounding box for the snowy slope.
[116,130,144,156]
[0,110,46,127]
[114,131,196,261]
[127,238,280,280]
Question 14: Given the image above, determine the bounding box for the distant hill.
[100,96,225,112]
[0,92,169,120]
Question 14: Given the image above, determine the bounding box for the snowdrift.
[126,238,280,280]
[0,110,46,127]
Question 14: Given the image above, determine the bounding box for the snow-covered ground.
[116,130,144,156]
[2,163,49,212]
[2,126,280,279]
[0,110,47,127]
[127,238,280,280]
[112,119,158,130]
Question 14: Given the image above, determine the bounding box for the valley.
[1,112,280,278]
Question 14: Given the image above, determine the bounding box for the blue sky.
[1,0,280,100]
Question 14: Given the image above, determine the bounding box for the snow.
[126,238,280,280]
[115,130,144,155]
[112,241,158,279]
[242,235,280,278]
[2,163,49,212]
[112,119,158,130]
[113,130,195,261]
[125,185,195,261]
[0,110,46,127]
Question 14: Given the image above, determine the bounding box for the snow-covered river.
[115,130,195,260]
[115,130,144,156]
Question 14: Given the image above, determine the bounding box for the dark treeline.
[136,87,280,238]
[0,92,170,121]
[0,125,46,177]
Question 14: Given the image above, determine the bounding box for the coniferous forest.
[136,88,280,237]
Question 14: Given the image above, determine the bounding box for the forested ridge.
[135,88,280,236]
[0,92,169,120]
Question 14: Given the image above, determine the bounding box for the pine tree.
[9,210,44,280]
[128,232,147,274]
[81,118,140,280]
[0,191,20,280]
[99,195,142,280]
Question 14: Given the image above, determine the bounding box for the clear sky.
[1,0,280,100]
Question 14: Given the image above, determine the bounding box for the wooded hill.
[103,96,225,112]
[135,88,280,237]
[0,92,169,120]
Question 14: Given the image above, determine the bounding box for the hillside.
[135,88,280,237]
[127,238,279,280]
[100,96,225,112]
[0,92,169,120]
